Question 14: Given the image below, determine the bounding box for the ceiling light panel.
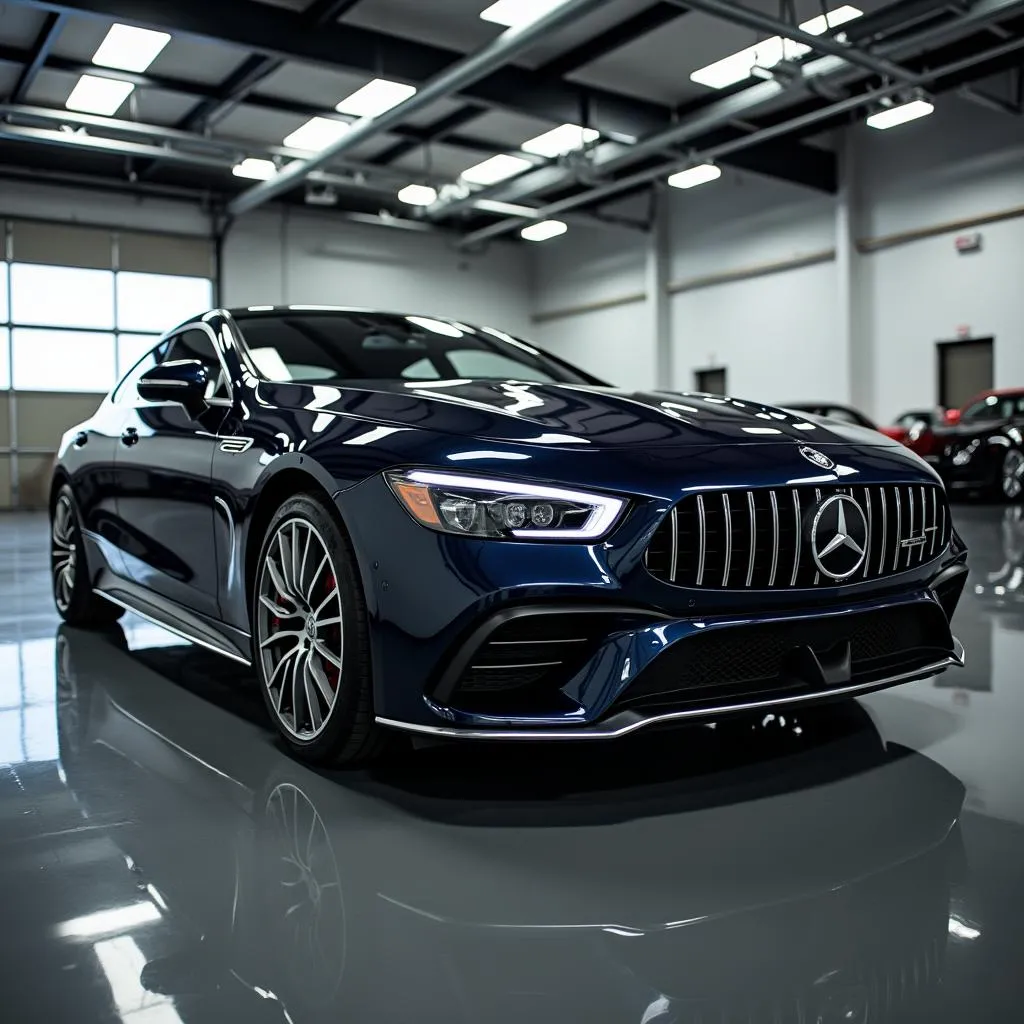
[667,163,722,189]
[691,5,863,89]
[480,0,569,28]
[283,117,349,151]
[233,158,277,181]
[521,123,599,158]
[65,75,135,116]
[866,98,935,129]
[336,78,417,118]
[398,184,438,206]
[92,23,171,73]
[521,220,568,242]
[460,154,532,186]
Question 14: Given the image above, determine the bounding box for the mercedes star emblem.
[811,494,869,580]
[799,446,836,471]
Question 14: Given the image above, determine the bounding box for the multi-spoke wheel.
[50,484,124,628]
[1002,449,1024,501]
[253,493,387,765]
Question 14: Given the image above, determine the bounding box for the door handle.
[73,431,89,448]
[121,427,139,447]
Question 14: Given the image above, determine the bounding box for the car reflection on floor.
[24,619,975,1024]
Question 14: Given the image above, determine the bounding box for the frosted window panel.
[12,329,116,392]
[0,265,8,321]
[118,334,161,377]
[116,272,212,332]
[10,263,115,328]
[0,330,9,389]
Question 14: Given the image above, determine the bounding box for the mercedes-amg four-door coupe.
[50,307,969,765]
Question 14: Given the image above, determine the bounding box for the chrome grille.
[644,483,950,590]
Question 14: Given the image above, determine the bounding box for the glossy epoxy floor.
[1,508,1024,1023]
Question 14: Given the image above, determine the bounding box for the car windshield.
[233,311,601,386]
[962,393,1024,422]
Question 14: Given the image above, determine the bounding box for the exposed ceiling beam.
[8,11,66,103]
[374,1,691,167]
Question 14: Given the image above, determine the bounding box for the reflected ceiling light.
[691,5,863,89]
[92,23,171,73]
[866,97,934,129]
[480,0,569,27]
[521,123,599,158]
[460,153,532,185]
[397,183,438,206]
[232,158,277,181]
[56,902,161,940]
[474,198,537,216]
[520,219,567,242]
[948,915,981,940]
[336,78,417,118]
[667,163,722,189]
[65,74,135,115]
[406,316,464,337]
[283,116,349,151]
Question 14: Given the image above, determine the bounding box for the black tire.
[251,492,389,767]
[51,484,125,629]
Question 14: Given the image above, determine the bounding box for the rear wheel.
[252,493,388,766]
[1002,449,1024,502]
[51,486,125,628]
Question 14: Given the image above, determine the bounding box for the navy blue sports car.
[50,307,968,765]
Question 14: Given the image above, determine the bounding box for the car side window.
[111,342,167,403]
[163,327,230,401]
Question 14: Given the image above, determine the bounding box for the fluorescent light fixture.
[948,915,981,941]
[866,98,934,129]
[232,158,277,181]
[521,123,599,158]
[480,0,568,28]
[474,198,538,216]
[336,78,416,118]
[520,219,567,242]
[460,153,532,186]
[407,316,464,337]
[283,116,349,151]
[667,163,722,189]
[397,183,438,206]
[691,5,863,89]
[92,23,171,73]
[65,74,135,115]
[56,902,161,940]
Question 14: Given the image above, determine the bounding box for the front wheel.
[51,485,125,628]
[1002,449,1024,502]
[252,493,388,767]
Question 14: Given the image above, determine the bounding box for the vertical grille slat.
[645,481,950,591]
[722,492,733,587]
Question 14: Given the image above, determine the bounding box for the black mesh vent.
[645,483,950,590]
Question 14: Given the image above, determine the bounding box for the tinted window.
[961,394,1024,421]
[234,312,599,385]
[112,342,166,403]
[165,327,230,399]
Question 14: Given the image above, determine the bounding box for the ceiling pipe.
[457,34,1024,248]
[664,0,918,83]
[426,0,1024,222]
[225,0,610,218]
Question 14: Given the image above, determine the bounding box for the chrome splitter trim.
[377,639,964,741]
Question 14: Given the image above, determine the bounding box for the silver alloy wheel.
[1004,450,1024,500]
[51,495,77,613]
[256,518,345,740]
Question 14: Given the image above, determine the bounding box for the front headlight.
[385,469,626,541]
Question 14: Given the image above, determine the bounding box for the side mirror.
[944,408,961,425]
[137,359,210,413]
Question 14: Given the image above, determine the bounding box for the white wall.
[222,207,532,336]
[528,223,653,389]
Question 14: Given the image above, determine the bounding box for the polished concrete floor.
[1,506,1023,1023]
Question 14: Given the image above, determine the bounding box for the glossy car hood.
[259,379,898,450]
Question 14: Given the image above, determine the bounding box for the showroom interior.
[1,0,1024,1019]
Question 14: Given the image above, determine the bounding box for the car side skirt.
[375,638,964,741]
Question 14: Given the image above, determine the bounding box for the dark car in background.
[50,307,968,765]
[930,389,1024,500]
[782,402,906,442]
